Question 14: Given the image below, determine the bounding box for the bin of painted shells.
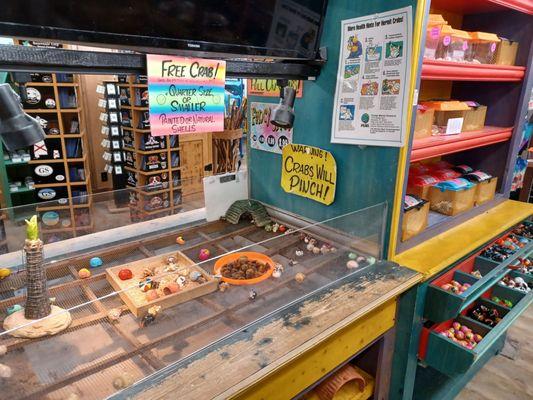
[407,174,440,201]
[469,32,500,64]
[464,171,498,206]
[424,14,447,60]
[402,195,429,242]
[438,26,471,62]
[428,178,476,216]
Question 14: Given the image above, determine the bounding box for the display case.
[395,0,533,250]
[0,193,419,400]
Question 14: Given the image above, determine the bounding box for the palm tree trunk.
[24,238,51,320]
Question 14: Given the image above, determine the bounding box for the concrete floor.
[456,304,533,400]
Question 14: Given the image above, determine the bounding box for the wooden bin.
[495,39,518,65]
[212,128,243,174]
[474,177,497,206]
[402,201,429,242]
[106,250,218,317]
[462,105,487,132]
[414,107,435,139]
[428,185,476,216]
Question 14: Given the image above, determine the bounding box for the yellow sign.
[247,79,303,98]
[281,144,336,205]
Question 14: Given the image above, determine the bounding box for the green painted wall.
[249,0,417,253]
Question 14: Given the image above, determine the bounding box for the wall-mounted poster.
[250,102,293,154]
[146,54,226,136]
[331,7,412,147]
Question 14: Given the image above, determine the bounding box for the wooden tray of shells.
[106,250,218,317]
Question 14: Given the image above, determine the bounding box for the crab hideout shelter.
[0,1,531,399]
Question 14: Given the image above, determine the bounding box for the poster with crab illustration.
[331,7,412,147]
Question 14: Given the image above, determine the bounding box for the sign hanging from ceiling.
[330,6,412,147]
[147,54,226,136]
[281,144,336,205]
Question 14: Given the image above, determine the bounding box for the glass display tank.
[0,182,417,399]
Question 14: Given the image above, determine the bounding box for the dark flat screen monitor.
[0,0,328,59]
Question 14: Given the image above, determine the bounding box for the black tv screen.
[0,0,328,59]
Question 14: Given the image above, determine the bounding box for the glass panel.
[0,192,387,400]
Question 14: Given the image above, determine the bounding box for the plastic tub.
[470,32,500,64]
[424,14,447,60]
[428,178,476,216]
[407,174,440,200]
[464,171,498,206]
[438,26,471,62]
[402,195,429,242]
[423,101,471,134]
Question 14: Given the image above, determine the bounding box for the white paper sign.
[445,118,463,135]
[331,7,412,147]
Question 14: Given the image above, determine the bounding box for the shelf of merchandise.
[20,70,94,242]
[411,126,514,162]
[117,77,183,221]
[396,0,533,253]
[421,60,526,81]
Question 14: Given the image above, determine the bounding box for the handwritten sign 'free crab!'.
[147,54,226,136]
[281,144,336,205]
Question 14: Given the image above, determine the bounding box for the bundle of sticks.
[224,98,247,130]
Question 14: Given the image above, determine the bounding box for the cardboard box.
[402,200,429,242]
[495,39,518,66]
[462,103,487,132]
[414,106,435,139]
[431,101,486,133]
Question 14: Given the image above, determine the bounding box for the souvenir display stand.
[0,0,531,399]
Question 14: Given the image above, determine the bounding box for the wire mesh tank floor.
[0,219,417,400]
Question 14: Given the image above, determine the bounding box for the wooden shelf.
[29,82,79,87]
[134,128,151,133]
[60,107,82,113]
[410,126,513,162]
[66,155,87,163]
[24,108,58,113]
[421,60,526,82]
[42,226,75,234]
[9,184,34,194]
[62,133,84,138]
[134,187,171,196]
[70,180,89,186]
[125,147,169,155]
[34,182,67,188]
[124,166,169,176]
[431,0,533,14]
[29,158,64,164]
[4,159,29,166]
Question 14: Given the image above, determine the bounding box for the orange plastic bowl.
[214,252,274,285]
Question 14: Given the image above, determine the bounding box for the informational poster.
[146,54,226,136]
[331,7,412,147]
[248,79,303,98]
[281,144,336,205]
[250,102,293,154]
